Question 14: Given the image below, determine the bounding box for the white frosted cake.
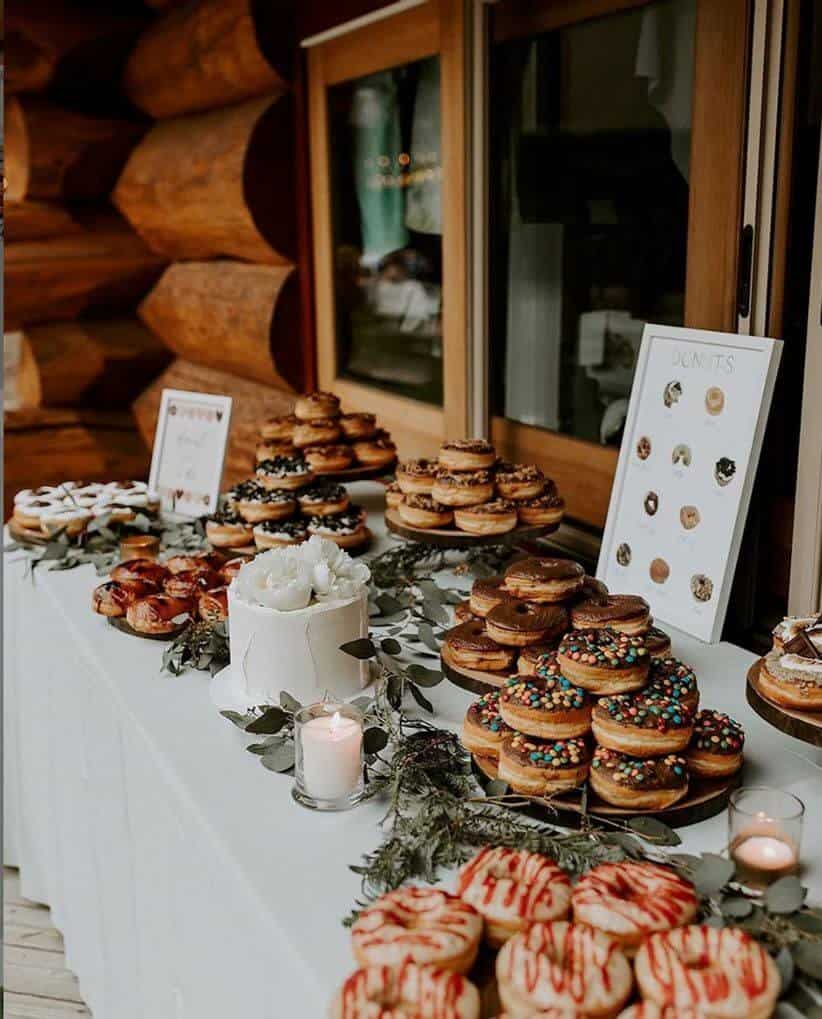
[228,537,370,704]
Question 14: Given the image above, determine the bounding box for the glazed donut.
[444,620,516,672]
[499,655,591,738]
[590,747,689,811]
[306,507,368,549]
[494,461,545,500]
[644,625,673,659]
[771,613,822,653]
[259,413,297,441]
[461,691,511,763]
[292,418,342,449]
[253,519,308,549]
[255,439,295,464]
[496,921,633,1018]
[557,628,650,695]
[515,492,565,527]
[457,847,571,946]
[572,862,697,955]
[126,594,194,635]
[396,458,438,495]
[40,506,93,536]
[303,444,354,473]
[339,412,377,442]
[351,887,482,974]
[384,482,404,509]
[486,601,569,648]
[110,558,169,586]
[92,579,159,617]
[163,568,220,600]
[635,926,780,1019]
[469,576,518,618]
[517,644,556,676]
[592,693,694,756]
[205,510,254,549]
[164,554,218,575]
[236,488,297,523]
[398,495,453,529]
[645,658,700,713]
[432,470,495,507]
[438,439,496,472]
[297,482,350,517]
[618,1006,706,1019]
[219,556,253,583]
[352,436,397,468]
[329,961,480,1019]
[11,497,61,529]
[198,586,228,623]
[453,600,478,624]
[498,732,591,795]
[503,557,585,604]
[571,594,650,635]
[255,455,314,491]
[759,648,822,709]
[294,391,340,421]
[454,500,519,536]
[14,486,62,505]
[687,709,744,778]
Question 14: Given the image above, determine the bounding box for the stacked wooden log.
[112,0,303,487]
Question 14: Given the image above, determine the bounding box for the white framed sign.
[598,325,782,643]
[148,389,232,518]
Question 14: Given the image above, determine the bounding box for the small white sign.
[598,325,782,643]
[148,389,232,518]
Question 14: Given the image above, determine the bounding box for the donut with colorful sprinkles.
[592,693,694,756]
[557,628,650,695]
[686,709,745,778]
[498,732,591,795]
[643,624,672,659]
[589,746,689,810]
[499,653,591,739]
[645,657,700,712]
[461,691,512,764]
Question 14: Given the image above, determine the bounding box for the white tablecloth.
[5,481,822,1018]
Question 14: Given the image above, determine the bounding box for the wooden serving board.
[107,616,189,642]
[441,643,517,694]
[385,507,558,549]
[313,460,397,482]
[472,755,740,829]
[746,658,822,747]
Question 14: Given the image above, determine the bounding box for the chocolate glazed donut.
[486,601,569,648]
[444,620,516,672]
[571,594,650,635]
[503,557,585,603]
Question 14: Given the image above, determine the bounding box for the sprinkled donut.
[571,862,697,954]
[499,655,591,739]
[644,625,673,659]
[461,691,512,765]
[645,657,700,713]
[635,925,780,1019]
[557,628,650,695]
[457,847,571,946]
[591,693,694,757]
[686,709,744,778]
[396,458,438,495]
[496,921,633,1017]
[498,732,591,795]
[351,887,482,974]
[330,961,480,1019]
[590,747,689,810]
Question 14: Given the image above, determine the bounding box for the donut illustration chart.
[663,380,683,407]
[691,574,714,602]
[705,386,725,415]
[643,491,659,516]
[680,505,701,530]
[636,436,652,460]
[616,543,632,566]
[671,443,692,467]
[715,457,736,486]
[649,557,670,584]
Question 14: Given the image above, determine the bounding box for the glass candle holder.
[119,534,160,561]
[292,702,364,811]
[729,786,804,888]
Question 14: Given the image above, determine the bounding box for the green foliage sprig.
[163,620,229,676]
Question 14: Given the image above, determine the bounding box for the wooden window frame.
[306,0,469,458]
[482,0,752,528]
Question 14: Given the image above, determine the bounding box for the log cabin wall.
[4,0,309,511]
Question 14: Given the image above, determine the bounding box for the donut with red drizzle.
[496,920,632,1017]
[618,1005,707,1018]
[329,960,480,1019]
[456,847,571,947]
[351,887,482,975]
[635,925,779,1019]
[571,861,697,954]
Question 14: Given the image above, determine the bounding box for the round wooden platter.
[746,658,822,747]
[472,755,740,829]
[385,507,558,549]
[107,616,189,642]
[441,643,517,695]
[312,460,397,483]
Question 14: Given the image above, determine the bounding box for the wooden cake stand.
[442,644,517,695]
[746,658,822,747]
[107,617,189,642]
[313,461,396,483]
[473,755,740,829]
[385,508,558,549]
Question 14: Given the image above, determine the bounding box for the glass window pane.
[327,56,443,405]
[490,0,695,445]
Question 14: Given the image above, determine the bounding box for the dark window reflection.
[328,57,443,405]
[490,0,695,444]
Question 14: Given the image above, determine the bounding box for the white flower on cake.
[231,536,370,611]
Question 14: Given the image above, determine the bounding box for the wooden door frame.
[480,0,752,528]
[306,0,469,457]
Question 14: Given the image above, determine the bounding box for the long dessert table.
[4,481,822,1018]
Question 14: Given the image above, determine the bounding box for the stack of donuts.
[91,552,249,635]
[330,849,780,1019]
[451,557,744,809]
[11,480,160,539]
[255,391,397,474]
[388,439,565,536]
[759,611,822,711]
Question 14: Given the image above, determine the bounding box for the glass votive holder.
[119,534,160,561]
[728,786,804,888]
[292,702,364,811]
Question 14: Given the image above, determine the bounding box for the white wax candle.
[300,712,363,802]
[733,835,797,872]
